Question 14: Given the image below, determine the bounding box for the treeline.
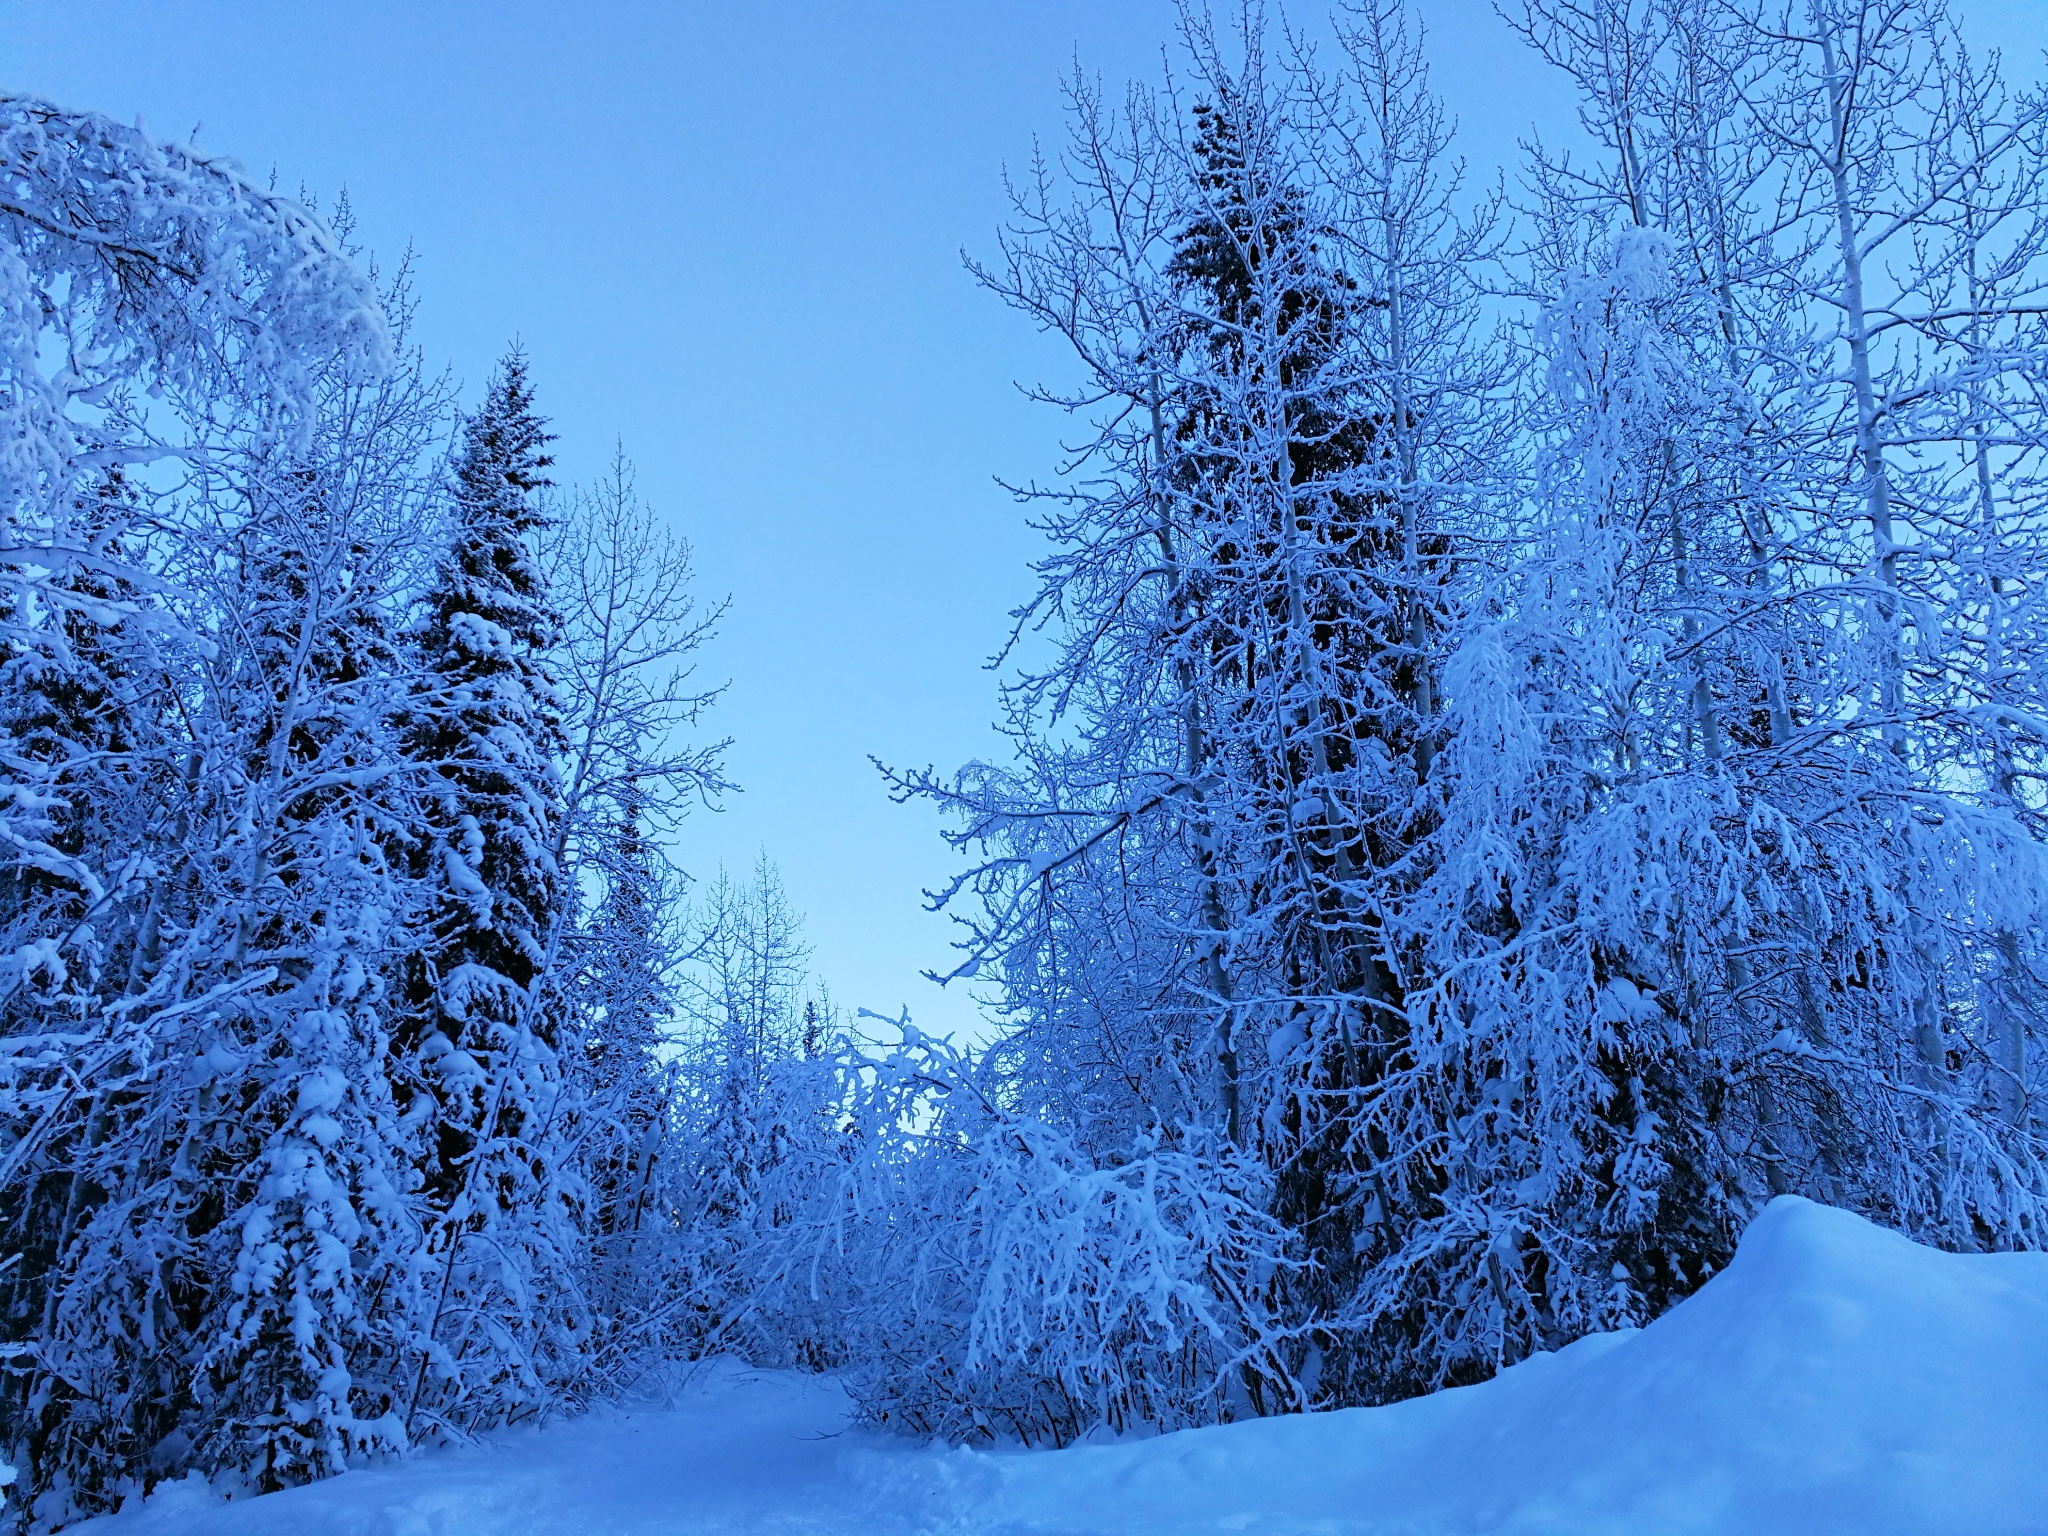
[0,99,789,1526]
[823,0,2048,1439]
[5,0,2048,1522]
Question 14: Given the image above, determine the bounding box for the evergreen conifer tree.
[578,786,673,1256]
[186,463,422,1491]
[405,351,566,1060]
[397,350,582,1435]
[1166,89,1445,1400]
[0,471,182,1513]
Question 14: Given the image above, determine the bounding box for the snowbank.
[77,1198,2048,1535]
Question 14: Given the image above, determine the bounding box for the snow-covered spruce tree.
[395,352,587,1437]
[880,2,1505,1422]
[573,785,675,1296]
[1256,0,1521,1403]
[175,456,422,1494]
[1125,50,1446,1404]
[174,243,452,1496]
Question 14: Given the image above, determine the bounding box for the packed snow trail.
[81,1199,2048,1536]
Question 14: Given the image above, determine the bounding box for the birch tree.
[1490,0,2048,1281]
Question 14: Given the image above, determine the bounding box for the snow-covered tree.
[1495,0,2048,1262]
[881,0,2048,1431]
[0,98,399,1524]
[893,0,1505,1414]
[393,351,587,1438]
[577,786,674,1256]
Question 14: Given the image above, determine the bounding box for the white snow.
[80,1198,2048,1536]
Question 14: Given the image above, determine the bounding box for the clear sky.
[5,2,2039,1040]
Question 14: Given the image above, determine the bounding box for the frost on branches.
[883,0,2048,1431]
[0,99,726,1528]
[3,0,2048,1525]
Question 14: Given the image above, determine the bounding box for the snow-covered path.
[81,1199,2048,1536]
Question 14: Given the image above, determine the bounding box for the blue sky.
[5,2,2038,1039]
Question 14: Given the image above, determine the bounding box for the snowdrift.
[81,1197,2048,1536]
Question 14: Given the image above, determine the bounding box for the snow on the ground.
[80,1197,2048,1536]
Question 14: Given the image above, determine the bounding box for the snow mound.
[79,1198,2048,1536]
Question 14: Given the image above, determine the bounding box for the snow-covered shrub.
[762,1028,1300,1444]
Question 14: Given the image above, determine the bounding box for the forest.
[1,0,2045,1528]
